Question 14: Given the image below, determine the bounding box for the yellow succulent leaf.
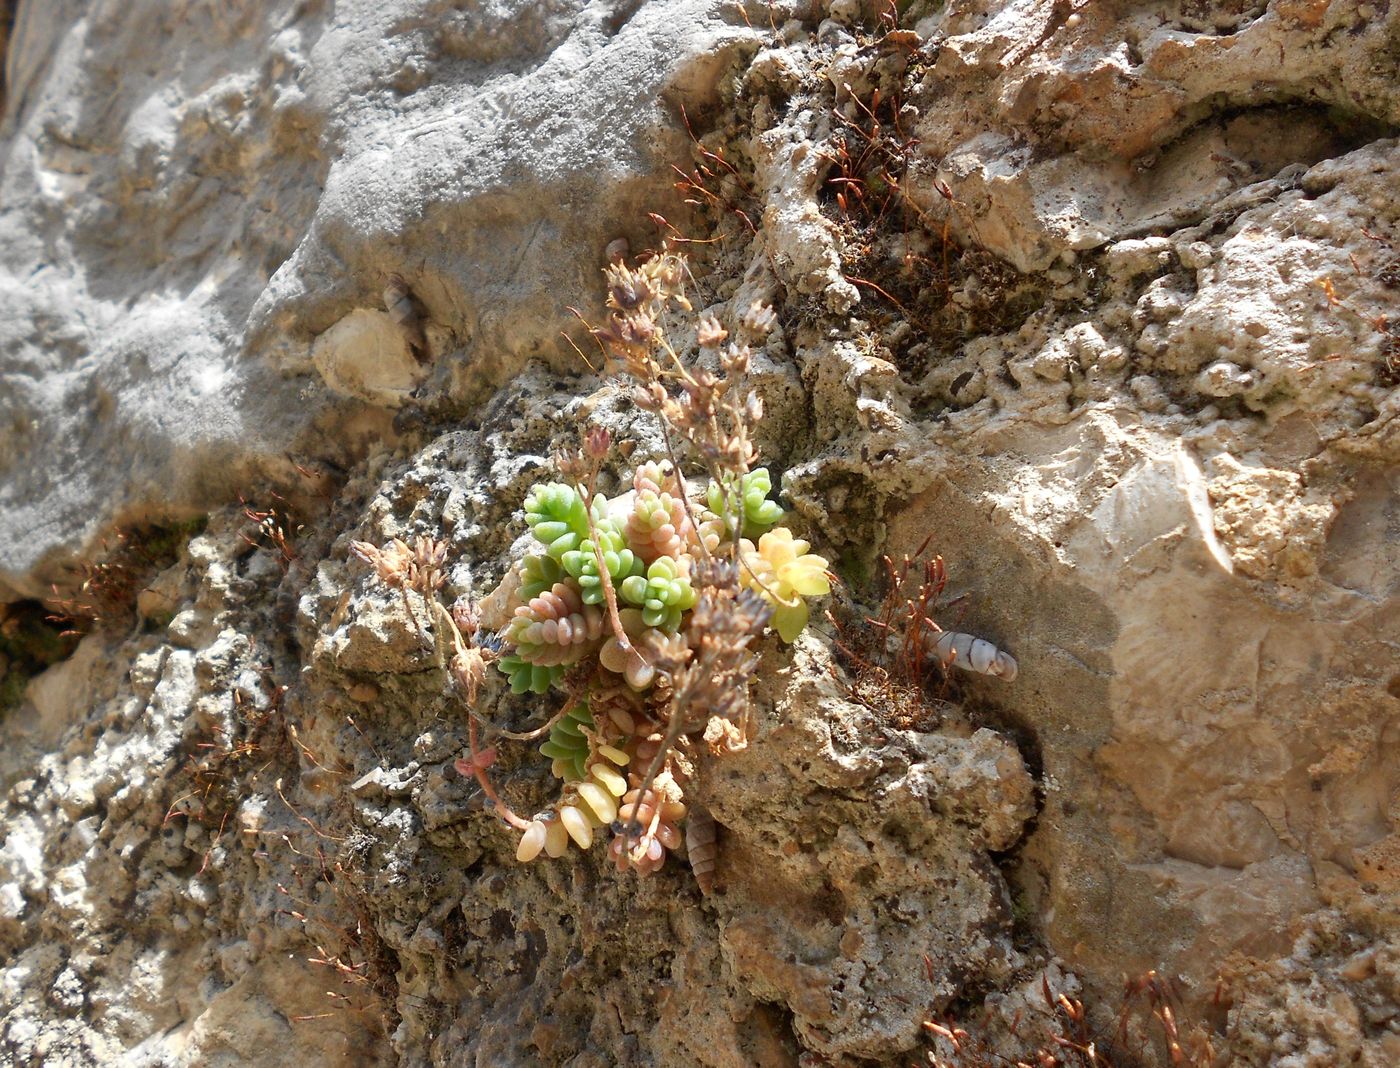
[779,558,830,597]
[772,600,810,643]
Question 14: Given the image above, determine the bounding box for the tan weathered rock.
[311,309,430,407]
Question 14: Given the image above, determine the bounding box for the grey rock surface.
[2,1,1400,1066]
[0,0,754,600]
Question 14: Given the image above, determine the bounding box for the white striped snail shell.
[930,630,1018,681]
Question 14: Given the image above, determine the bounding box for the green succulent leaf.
[542,702,594,781]
[524,483,591,561]
[497,654,565,695]
[618,557,697,632]
[560,523,642,604]
[518,553,565,600]
[706,467,785,539]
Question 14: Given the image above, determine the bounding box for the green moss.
[139,515,208,565]
[0,670,28,714]
[0,604,81,713]
[836,547,874,591]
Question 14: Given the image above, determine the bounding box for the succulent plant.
[517,552,565,600]
[538,701,597,780]
[496,654,566,695]
[706,467,785,539]
[485,253,833,879]
[503,582,605,667]
[518,702,632,860]
[740,527,831,642]
[524,482,593,560]
[560,522,643,606]
[356,251,846,892]
[626,489,693,563]
[618,557,697,632]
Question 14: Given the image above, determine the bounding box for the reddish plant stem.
[467,718,530,831]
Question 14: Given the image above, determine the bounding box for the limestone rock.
[311,308,429,407]
[0,0,758,600]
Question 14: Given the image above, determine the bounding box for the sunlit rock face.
[0,0,748,600]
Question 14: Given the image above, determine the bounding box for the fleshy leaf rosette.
[538,702,597,781]
[496,581,603,693]
[524,483,592,560]
[560,523,643,605]
[609,781,686,876]
[517,552,565,601]
[516,701,632,860]
[619,556,697,632]
[632,460,682,496]
[706,467,785,539]
[739,527,831,642]
[626,489,694,564]
[497,655,565,695]
[598,610,690,690]
[503,582,605,665]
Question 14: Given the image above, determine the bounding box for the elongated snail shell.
[685,804,717,895]
[930,630,1018,682]
[383,273,427,357]
[605,237,630,264]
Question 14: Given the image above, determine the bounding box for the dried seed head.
[721,342,751,376]
[703,713,746,754]
[632,383,667,413]
[648,630,693,676]
[604,263,658,313]
[584,424,612,461]
[552,446,591,485]
[642,252,688,301]
[741,301,778,336]
[450,597,479,637]
[618,310,658,346]
[451,646,488,704]
[351,537,413,587]
[743,391,764,424]
[409,535,448,594]
[697,313,728,348]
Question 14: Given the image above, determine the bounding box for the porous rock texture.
[1,1,1398,1066]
